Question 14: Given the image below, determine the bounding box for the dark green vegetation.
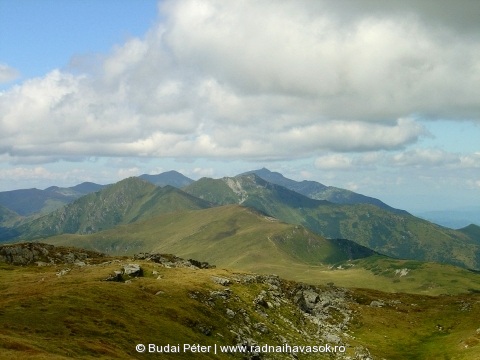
[1,170,480,272]
[0,244,479,360]
[0,205,19,227]
[44,205,480,296]
[184,173,480,270]
[9,178,210,240]
[244,168,405,214]
[45,205,378,283]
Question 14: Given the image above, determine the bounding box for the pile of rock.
[186,273,369,358]
[133,252,215,269]
[0,242,104,266]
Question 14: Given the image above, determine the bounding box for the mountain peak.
[139,170,194,188]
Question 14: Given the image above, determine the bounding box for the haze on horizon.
[0,0,479,213]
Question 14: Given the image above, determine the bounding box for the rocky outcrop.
[0,242,104,266]
[104,264,144,282]
[189,273,373,359]
[134,252,215,269]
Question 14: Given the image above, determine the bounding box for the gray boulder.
[123,264,143,277]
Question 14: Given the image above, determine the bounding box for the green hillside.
[1,243,479,359]
[0,205,22,241]
[245,168,405,214]
[7,178,211,241]
[185,174,480,270]
[44,205,480,296]
[0,204,20,227]
[459,224,480,243]
[45,205,374,269]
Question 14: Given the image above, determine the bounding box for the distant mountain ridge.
[2,169,480,271]
[244,168,407,214]
[5,177,211,240]
[139,170,194,188]
[416,207,480,228]
[184,173,480,270]
[0,182,106,217]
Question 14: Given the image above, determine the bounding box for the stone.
[211,276,231,286]
[123,264,143,277]
[370,300,385,308]
[253,322,269,334]
[324,333,341,344]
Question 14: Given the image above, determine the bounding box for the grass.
[41,206,480,296]
[0,255,479,359]
[350,288,480,360]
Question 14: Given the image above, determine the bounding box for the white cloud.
[315,149,480,172]
[1,0,480,165]
[191,167,214,178]
[0,166,55,180]
[391,149,458,167]
[0,64,19,84]
[117,167,141,179]
[315,154,353,170]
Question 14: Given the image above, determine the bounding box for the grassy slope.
[0,257,479,360]
[349,288,480,360]
[301,204,479,268]
[185,175,480,270]
[44,205,480,296]
[45,205,368,269]
[9,178,211,240]
[0,205,20,227]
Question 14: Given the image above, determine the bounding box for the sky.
[0,0,479,213]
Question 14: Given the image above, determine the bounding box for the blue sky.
[0,0,479,213]
[0,0,158,84]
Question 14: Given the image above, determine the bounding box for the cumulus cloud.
[1,0,480,164]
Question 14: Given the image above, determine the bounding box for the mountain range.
[243,168,407,214]
[0,182,105,217]
[1,168,479,273]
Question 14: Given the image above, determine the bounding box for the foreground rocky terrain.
[0,243,479,359]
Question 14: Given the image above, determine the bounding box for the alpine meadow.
[1,1,480,359]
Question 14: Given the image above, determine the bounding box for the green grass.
[40,206,480,296]
[185,175,480,270]
[0,255,479,359]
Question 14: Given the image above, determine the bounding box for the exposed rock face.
[133,252,215,269]
[0,243,104,266]
[189,272,372,359]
